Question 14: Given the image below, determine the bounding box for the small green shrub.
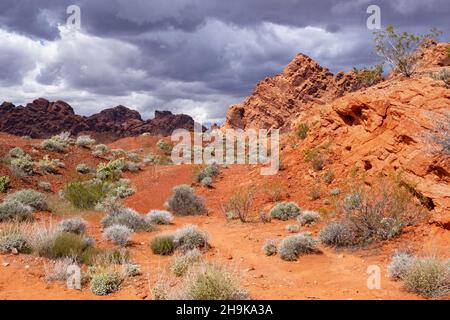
[76,163,92,174]
[297,211,320,225]
[103,224,132,246]
[96,159,124,181]
[9,147,25,158]
[90,271,122,296]
[0,228,31,253]
[318,222,354,247]
[58,218,88,235]
[323,169,334,184]
[36,155,63,174]
[184,263,249,300]
[10,154,34,175]
[146,210,173,225]
[63,180,105,209]
[6,189,48,211]
[309,187,321,200]
[173,225,209,253]
[279,233,319,261]
[150,233,175,255]
[0,200,33,222]
[270,202,301,221]
[101,207,153,232]
[170,249,202,277]
[41,139,66,153]
[404,258,449,298]
[296,123,309,139]
[37,181,52,192]
[262,239,278,256]
[38,232,93,260]
[0,176,10,192]
[285,224,300,233]
[166,185,207,216]
[76,135,95,148]
[157,139,173,155]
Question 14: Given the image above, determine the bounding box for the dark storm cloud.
[0,0,448,123]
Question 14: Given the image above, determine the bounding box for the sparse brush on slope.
[6,189,48,211]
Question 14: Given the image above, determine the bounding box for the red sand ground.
[0,135,448,300]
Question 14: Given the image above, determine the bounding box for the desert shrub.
[279,233,319,261]
[297,210,320,225]
[388,252,416,280]
[37,181,52,192]
[63,180,105,209]
[323,169,334,184]
[374,26,441,77]
[101,207,153,232]
[36,155,63,174]
[330,188,341,196]
[109,180,136,199]
[170,249,203,277]
[195,163,220,183]
[143,154,173,165]
[76,163,91,174]
[38,232,93,260]
[309,187,321,200]
[342,191,363,212]
[96,158,124,181]
[262,239,278,256]
[76,135,96,148]
[428,112,450,156]
[404,258,449,298]
[319,222,354,247]
[103,224,132,247]
[270,202,301,221]
[44,257,77,282]
[311,157,324,171]
[0,176,10,193]
[352,63,384,87]
[6,189,48,211]
[220,187,254,222]
[0,228,31,253]
[157,139,173,155]
[173,225,209,253]
[0,200,33,222]
[9,147,25,158]
[41,139,66,153]
[122,161,141,172]
[126,152,140,162]
[93,144,108,153]
[166,185,207,216]
[296,123,309,139]
[200,177,213,188]
[150,233,175,255]
[90,271,122,296]
[58,218,88,235]
[184,263,250,300]
[146,210,173,225]
[122,263,141,277]
[430,69,450,87]
[10,154,34,175]
[285,224,300,233]
[81,247,129,266]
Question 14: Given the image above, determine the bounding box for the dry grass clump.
[150,233,175,255]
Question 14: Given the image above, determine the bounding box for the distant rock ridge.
[0,98,202,142]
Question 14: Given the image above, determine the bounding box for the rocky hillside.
[0,98,200,141]
[224,53,376,130]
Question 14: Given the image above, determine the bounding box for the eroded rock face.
[0,98,200,141]
[299,76,450,212]
[224,53,376,130]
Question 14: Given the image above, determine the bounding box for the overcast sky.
[0,0,448,125]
